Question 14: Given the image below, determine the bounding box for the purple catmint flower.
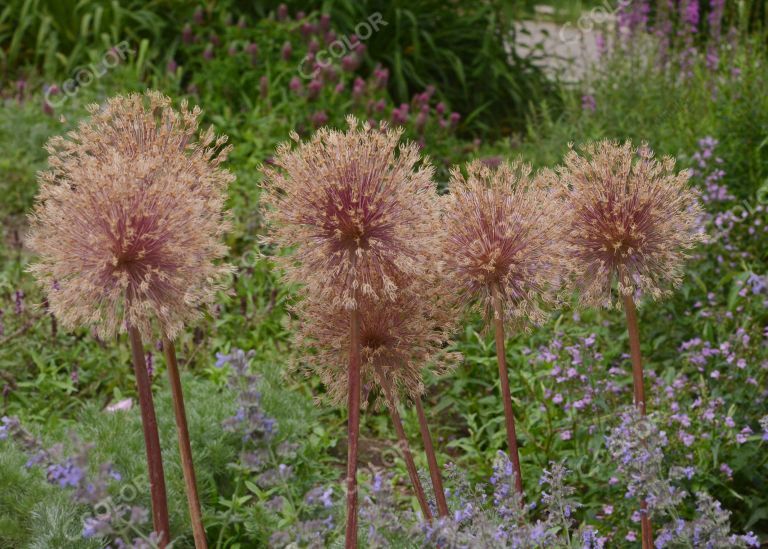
[14,290,24,315]
[289,76,303,95]
[145,352,154,378]
[219,349,278,450]
[203,44,214,61]
[616,0,649,37]
[310,110,328,127]
[373,66,389,89]
[708,0,725,41]
[82,516,112,538]
[246,42,259,66]
[372,473,383,493]
[276,3,289,21]
[415,111,428,133]
[307,78,323,99]
[341,53,360,72]
[719,463,733,478]
[166,59,178,74]
[42,96,54,116]
[595,32,607,57]
[47,459,86,488]
[305,486,334,508]
[0,415,16,440]
[281,41,293,60]
[193,6,204,25]
[182,23,194,44]
[582,526,607,548]
[736,426,752,444]
[760,416,768,441]
[352,77,365,100]
[319,13,331,31]
[391,103,409,125]
[43,84,59,116]
[581,94,596,112]
[682,0,700,29]
[299,22,313,38]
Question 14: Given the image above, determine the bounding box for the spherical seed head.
[560,140,704,307]
[27,91,234,340]
[296,279,460,409]
[39,90,232,202]
[440,160,567,326]
[262,116,439,309]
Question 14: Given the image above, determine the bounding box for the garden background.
[0,0,767,547]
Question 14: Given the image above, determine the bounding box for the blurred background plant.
[1,0,767,547]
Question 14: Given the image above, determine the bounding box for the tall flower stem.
[373,364,433,521]
[414,397,449,517]
[490,283,524,497]
[163,338,207,549]
[128,327,170,547]
[345,308,362,549]
[622,294,653,549]
[623,295,647,415]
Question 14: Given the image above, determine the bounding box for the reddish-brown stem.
[128,327,170,547]
[623,295,647,415]
[345,308,362,549]
[623,294,654,549]
[414,397,449,517]
[490,284,524,497]
[163,339,207,549]
[373,364,433,521]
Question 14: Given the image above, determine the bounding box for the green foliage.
[0,444,97,548]
[0,0,191,80]
[520,37,768,201]
[1,0,768,546]
[300,0,560,136]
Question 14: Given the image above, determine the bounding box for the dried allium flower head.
[27,91,234,339]
[440,160,567,326]
[262,116,438,309]
[40,90,231,200]
[559,140,703,307]
[296,280,460,409]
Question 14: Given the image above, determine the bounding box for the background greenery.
[1,0,767,547]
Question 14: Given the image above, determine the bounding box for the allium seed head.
[27,91,234,339]
[440,160,567,326]
[262,116,439,309]
[559,140,704,307]
[296,280,460,409]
